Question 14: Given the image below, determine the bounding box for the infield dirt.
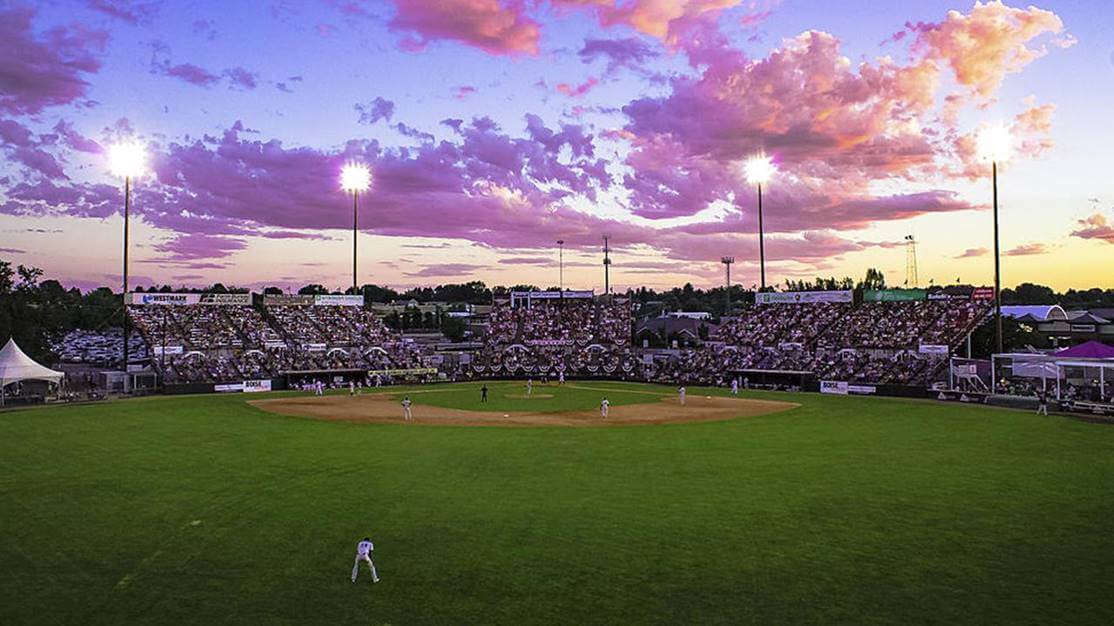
[250,391,798,427]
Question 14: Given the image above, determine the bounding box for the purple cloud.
[86,0,160,25]
[356,97,396,124]
[0,7,108,114]
[579,37,659,74]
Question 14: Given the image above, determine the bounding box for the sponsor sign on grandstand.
[243,379,271,393]
[863,289,926,302]
[526,339,575,346]
[151,345,184,356]
[200,293,252,306]
[971,287,995,300]
[367,368,438,376]
[927,286,975,301]
[314,295,364,307]
[214,383,244,393]
[918,344,950,355]
[1071,324,1097,333]
[264,294,314,306]
[127,292,201,306]
[264,340,286,349]
[756,290,852,305]
[510,290,594,306]
[306,343,327,352]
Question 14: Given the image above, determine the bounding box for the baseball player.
[480,384,488,402]
[351,537,380,583]
[678,386,686,405]
[730,378,739,396]
[526,378,533,397]
[600,397,609,418]
[402,396,413,421]
[558,371,565,385]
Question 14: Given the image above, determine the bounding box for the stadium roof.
[0,338,64,396]
[1001,305,1067,322]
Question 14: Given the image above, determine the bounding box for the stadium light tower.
[340,163,372,294]
[744,154,776,290]
[602,234,611,301]
[557,239,565,292]
[721,256,734,314]
[108,141,147,393]
[977,123,1012,356]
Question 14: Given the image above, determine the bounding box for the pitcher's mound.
[250,393,797,427]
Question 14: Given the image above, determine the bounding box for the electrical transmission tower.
[904,235,919,288]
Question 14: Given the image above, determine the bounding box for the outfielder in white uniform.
[730,378,739,396]
[351,537,380,583]
[600,397,609,418]
[401,396,413,422]
[678,386,686,405]
[526,378,533,397]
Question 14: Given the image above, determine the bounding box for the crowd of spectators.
[53,329,148,366]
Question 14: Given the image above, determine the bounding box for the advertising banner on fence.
[918,344,950,355]
[820,381,849,394]
[314,295,364,307]
[526,339,575,346]
[127,292,201,306]
[847,384,877,395]
[151,345,184,356]
[757,290,853,305]
[264,294,314,306]
[200,293,252,306]
[971,287,995,300]
[367,368,438,377]
[243,379,271,393]
[863,289,927,302]
[214,383,244,393]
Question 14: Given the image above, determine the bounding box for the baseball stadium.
[3,1,1114,624]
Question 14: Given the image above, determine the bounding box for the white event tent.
[0,338,64,406]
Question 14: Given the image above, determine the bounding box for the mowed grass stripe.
[1,383,1113,624]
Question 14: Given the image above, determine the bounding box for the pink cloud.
[1004,243,1049,257]
[1071,214,1114,244]
[556,77,600,98]
[389,0,540,55]
[0,7,108,114]
[955,247,988,258]
[909,0,1071,99]
[453,85,478,100]
[555,0,753,44]
[406,263,488,277]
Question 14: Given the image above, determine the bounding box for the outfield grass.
[2,382,1113,625]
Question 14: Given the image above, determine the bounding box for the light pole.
[602,234,611,302]
[977,124,1012,357]
[721,256,734,314]
[557,239,564,293]
[340,163,372,295]
[745,154,775,290]
[108,141,146,393]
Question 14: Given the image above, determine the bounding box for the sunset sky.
[1,0,1112,294]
